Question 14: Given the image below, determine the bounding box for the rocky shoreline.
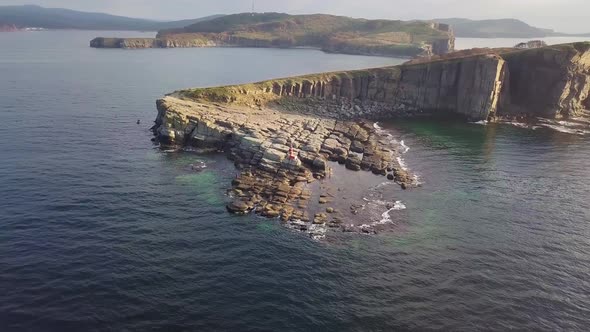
[152,42,590,239]
[153,97,413,239]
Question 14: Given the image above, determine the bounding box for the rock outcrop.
[0,24,19,32]
[151,42,590,239]
[499,42,590,119]
[153,96,411,239]
[90,37,218,49]
[177,53,506,122]
[405,42,590,120]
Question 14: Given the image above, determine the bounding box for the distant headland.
[90,13,456,58]
[2,5,589,39]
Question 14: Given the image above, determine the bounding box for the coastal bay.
[2,30,590,330]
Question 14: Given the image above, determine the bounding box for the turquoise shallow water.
[1,31,590,331]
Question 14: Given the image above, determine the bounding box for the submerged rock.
[227,200,251,215]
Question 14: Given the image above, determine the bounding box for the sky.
[1,0,589,33]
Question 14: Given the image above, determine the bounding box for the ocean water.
[1,30,590,331]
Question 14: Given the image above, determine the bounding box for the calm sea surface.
[1,31,589,331]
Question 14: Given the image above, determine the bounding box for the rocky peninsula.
[91,13,455,58]
[152,42,590,239]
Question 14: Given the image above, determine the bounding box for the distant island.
[434,18,590,38]
[90,13,456,58]
[3,5,588,39]
[0,5,221,31]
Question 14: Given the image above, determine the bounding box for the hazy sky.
[1,0,589,33]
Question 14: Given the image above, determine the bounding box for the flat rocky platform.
[155,97,412,239]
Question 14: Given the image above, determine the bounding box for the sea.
[1,30,589,331]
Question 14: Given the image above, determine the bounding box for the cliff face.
[498,43,590,118]
[178,54,505,121]
[159,42,590,125]
[90,37,218,48]
[90,37,154,48]
[0,24,19,32]
[90,35,453,57]
[430,23,455,55]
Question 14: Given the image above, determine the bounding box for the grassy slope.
[434,18,554,38]
[0,5,221,31]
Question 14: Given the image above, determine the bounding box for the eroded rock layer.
[177,54,506,122]
[499,42,590,119]
[154,97,411,238]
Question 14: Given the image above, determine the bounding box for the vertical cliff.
[178,54,505,121]
[160,42,589,126]
[430,23,456,55]
[396,55,504,120]
[498,42,590,119]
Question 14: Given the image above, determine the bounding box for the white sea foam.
[399,140,410,154]
[396,157,409,171]
[413,174,423,186]
[308,224,327,241]
[539,123,588,135]
[470,120,488,125]
[377,201,407,225]
[373,122,417,182]
[504,119,588,134]
[372,181,394,190]
[508,122,530,129]
[556,120,590,128]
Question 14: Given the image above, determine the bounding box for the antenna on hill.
[251,0,256,14]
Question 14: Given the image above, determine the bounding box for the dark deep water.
[1,31,590,331]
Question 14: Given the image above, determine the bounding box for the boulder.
[350,140,365,153]
[263,148,286,162]
[282,156,302,170]
[226,200,250,214]
[321,138,341,152]
[312,157,327,171]
[345,156,362,171]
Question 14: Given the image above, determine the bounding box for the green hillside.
[434,18,554,38]
[155,13,454,57]
[0,5,221,31]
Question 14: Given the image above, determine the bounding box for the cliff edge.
[499,42,590,119]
